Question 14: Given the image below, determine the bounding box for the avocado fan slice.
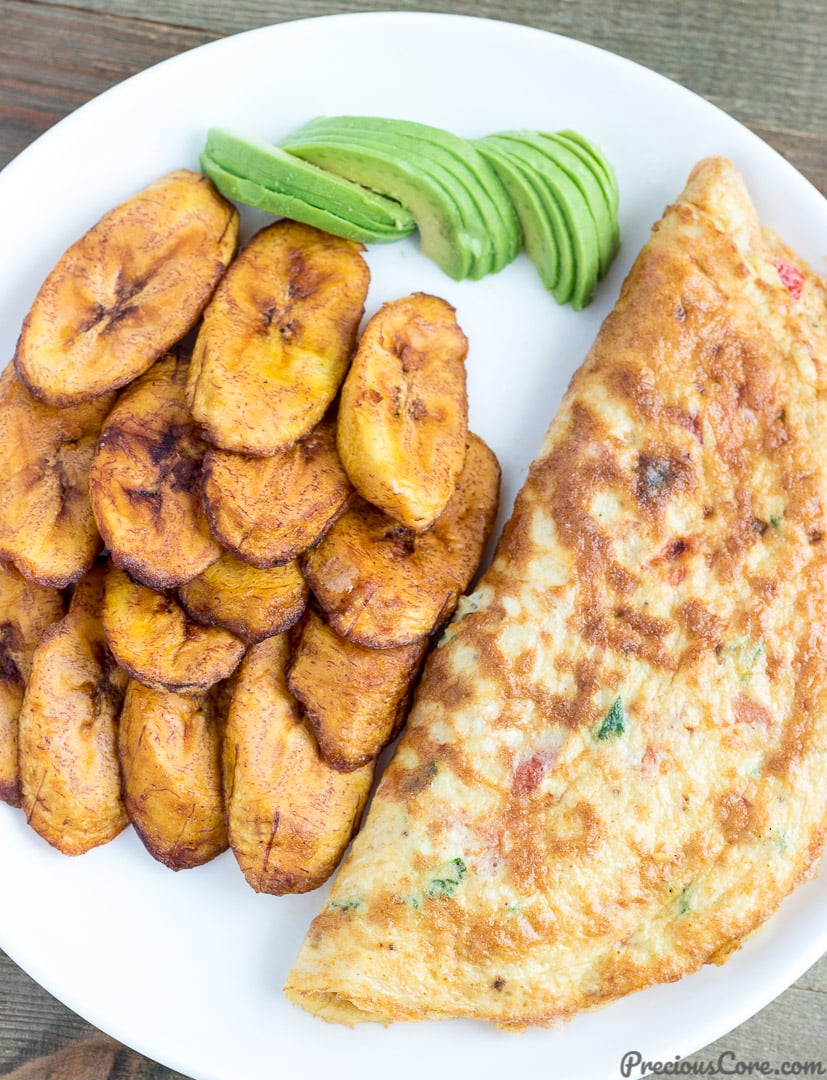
[280,129,478,281]
[515,131,618,279]
[537,131,620,270]
[296,116,522,275]
[290,118,495,279]
[475,139,562,299]
[479,134,581,306]
[204,127,416,235]
[556,129,619,217]
[486,133,601,310]
[199,153,415,244]
[281,120,511,280]
[294,123,496,280]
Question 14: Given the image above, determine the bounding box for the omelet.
[284,159,827,1027]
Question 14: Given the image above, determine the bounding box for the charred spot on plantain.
[169,453,201,494]
[100,303,139,333]
[491,977,506,991]
[398,342,428,375]
[93,271,152,335]
[148,426,184,466]
[0,622,23,686]
[76,302,109,336]
[408,397,428,421]
[126,486,162,504]
[90,640,126,713]
[382,524,417,556]
[52,461,76,522]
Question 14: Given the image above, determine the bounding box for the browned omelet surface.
[284,158,827,1027]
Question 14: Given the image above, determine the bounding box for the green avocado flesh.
[557,129,620,216]
[479,135,584,306]
[483,133,601,310]
[523,131,619,276]
[280,130,479,281]
[200,118,619,305]
[475,139,564,301]
[204,127,415,234]
[200,153,413,244]
[290,116,522,275]
[477,129,619,309]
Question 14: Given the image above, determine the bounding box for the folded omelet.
[285,158,827,1027]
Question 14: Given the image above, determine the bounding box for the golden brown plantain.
[337,292,469,531]
[118,679,229,869]
[0,364,114,588]
[178,550,308,644]
[223,633,373,894]
[89,352,223,588]
[0,563,65,807]
[18,561,129,854]
[303,433,501,647]
[186,219,369,455]
[201,413,353,567]
[14,170,238,406]
[287,609,428,771]
[102,564,246,692]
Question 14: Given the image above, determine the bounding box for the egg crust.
[285,158,827,1027]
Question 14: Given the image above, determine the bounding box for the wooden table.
[1,2,826,1077]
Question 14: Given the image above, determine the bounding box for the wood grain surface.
[1,2,826,1078]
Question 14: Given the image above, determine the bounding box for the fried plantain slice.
[0,364,114,588]
[0,563,65,807]
[186,219,369,455]
[223,633,373,894]
[118,679,229,870]
[15,170,238,406]
[178,550,308,644]
[287,609,428,771]
[102,564,245,692]
[337,292,469,531]
[89,352,223,588]
[201,413,353,567]
[18,561,129,855]
[303,432,501,647]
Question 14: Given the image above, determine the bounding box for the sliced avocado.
[283,123,498,280]
[556,129,619,216]
[487,133,601,310]
[199,152,413,244]
[204,127,415,234]
[290,118,496,278]
[475,139,562,298]
[499,130,616,279]
[281,130,479,280]
[316,124,498,279]
[297,116,522,274]
[540,131,620,268]
[478,135,578,306]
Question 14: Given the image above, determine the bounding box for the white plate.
[1,12,826,1080]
